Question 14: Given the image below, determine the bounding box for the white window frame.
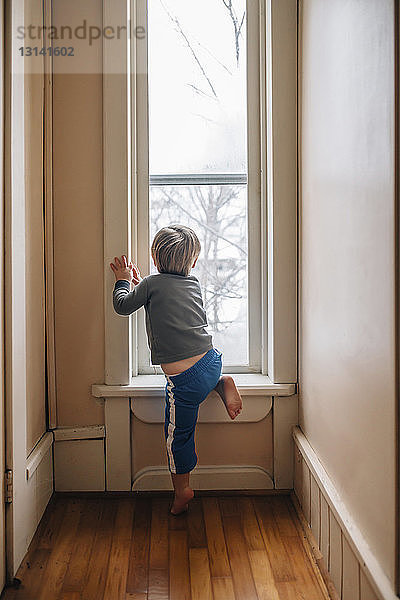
[103,0,297,386]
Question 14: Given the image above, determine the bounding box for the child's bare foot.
[170,486,194,515]
[215,375,243,420]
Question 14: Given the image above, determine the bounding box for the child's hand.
[110,255,142,285]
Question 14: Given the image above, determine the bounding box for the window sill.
[92,374,296,398]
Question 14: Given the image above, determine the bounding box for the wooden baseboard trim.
[54,489,293,498]
[293,425,397,600]
[132,465,274,491]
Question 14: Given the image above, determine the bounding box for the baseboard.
[54,489,292,497]
[132,465,274,491]
[292,425,397,600]
[27,431,53,525]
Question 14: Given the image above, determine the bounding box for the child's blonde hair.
[151,225,201,277]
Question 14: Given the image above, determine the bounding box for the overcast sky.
[148,0,247,175]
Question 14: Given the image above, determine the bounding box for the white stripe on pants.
[166,376,176,473]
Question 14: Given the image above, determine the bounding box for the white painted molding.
[52,425,105,442]
[5,0,29,577]
[103,0,132,384]
[132,465,274,492]
[105,397,131,491]
[43,0,57,429]
[273,395,298,489]
[26,431,53,480]
[92,374,296,398]
[264,0,298,383]
[292,426,398,600]
[0,0,5,590]
[132,393,272,424]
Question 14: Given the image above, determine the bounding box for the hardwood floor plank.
[168,510,187,531]
[202,497,231,578]
[37,496,68,550]
[189,548,213,600]
[61,499,102,593]
[149,498,169,570]
[5,548,51,600]
[4,499,65,599]
[37,498,84,600]
[221,515,258,600]
[211,577,236,600]
[270,496,299,537]
[286,497,330,599]
[148,498,169,600]
[239,498,264,550]
[81,499,117,600]
[148,568,169,600]
[253,497,296,583]
[218,497,239,517]
[281,534,326,600]
[103,498,135,600]
[248,549,280,600]
[187,497,207,548]
[126,497,151,595]
[169,530,190,600]
[3,494,331,600]
[275,581,301,600]
[58,593,81,600]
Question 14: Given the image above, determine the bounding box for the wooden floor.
[2,493,330,600]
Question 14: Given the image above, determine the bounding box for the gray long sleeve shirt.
[113,273,213,364]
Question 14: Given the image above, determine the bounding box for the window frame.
[103,0,297,385]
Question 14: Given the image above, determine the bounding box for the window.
[102,0,297,386]
[135,0,262,374]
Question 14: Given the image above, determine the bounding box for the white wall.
[299,0,397,588]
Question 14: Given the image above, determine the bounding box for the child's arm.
[110,255,148,315]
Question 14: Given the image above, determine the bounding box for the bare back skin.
[161,351,208,375]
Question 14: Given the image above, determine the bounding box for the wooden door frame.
[4,0,29,579]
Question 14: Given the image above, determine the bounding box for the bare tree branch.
[186,83,218,101]
[159,0,218,98]
[193,38,233,75]
[159,188,247,256]
[220,0,246,65]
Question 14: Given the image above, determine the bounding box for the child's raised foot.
[215,375,243,420]
[170,486,194,515]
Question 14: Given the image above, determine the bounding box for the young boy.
[110,224,242,515]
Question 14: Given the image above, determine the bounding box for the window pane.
[148,0,247,175]
[150,184,248,366]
